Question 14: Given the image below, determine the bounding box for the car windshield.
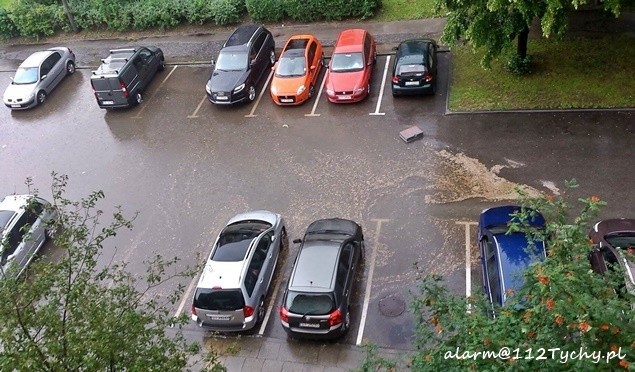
[276,56,306,77]
[13,67,38,84]
[605,233,635,249]
[193,288,244,311]
[330,52,364,72]
[286,291,335,315]
[216,50,248,71]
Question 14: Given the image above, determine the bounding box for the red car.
[324,29,376,103]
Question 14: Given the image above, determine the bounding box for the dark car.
[279,218,364,339]
[589,219,635,304]
[206,24,276,105]
[391,39,438,97]
[479,206,546,310]
[91,47,165,109]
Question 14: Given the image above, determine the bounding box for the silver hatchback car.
[0,195,57,278]
[3,47,76,110]
[191,210,287,332]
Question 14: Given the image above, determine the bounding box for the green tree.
[407,187,634,370]
[435,0,626,71]
[0,174,223,371]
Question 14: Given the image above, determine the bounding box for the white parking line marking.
[257,274,283,336]
[369,56,390,116]
[174,271,201,318]
[188,95,207,119]
[133,65,178,119]
[356,218,389,346]
[456,222,478,299]
[305,69,327,117]
[245,70,274,118]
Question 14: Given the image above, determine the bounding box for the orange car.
[270,35,324,106]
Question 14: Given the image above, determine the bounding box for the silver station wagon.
[191,210,287,332]
[3,47,76,110]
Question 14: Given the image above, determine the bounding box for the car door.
[39,53,62,92]
[338,243,354,310]
[307,41,318,86]
[428,43,438,84]
[136,49,155,88]
[2,213,30,274]
[251,32,268,82]
[482,237,502,306]
[255,230,275,294]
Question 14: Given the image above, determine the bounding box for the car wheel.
[392,90,398,98]
[257,297,266,324]
[343,308,351,333]
[36,90,46,105]
[373,52,377,65]
[158,58,165,72]
[281,229,288,251]
[135,92,143,105]
[431,81,437,95]
[269,49,276,66]
[247,85,256,102]
[66,61,76,75]
[308,85,315,99]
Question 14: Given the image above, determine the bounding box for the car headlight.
[354,87,365,94]
[205,85,212,95]
[326,89,334,95]
[234,83,245,93]
[270,85,277,95]
[296,85,305,95]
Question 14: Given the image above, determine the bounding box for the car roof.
[333,29,366,54]
[20,51,54,68]
[284,36,311,51]
[197,260,245,289]
[289,240,340,291]
[590,218,635,243]
[0,195,32,213]
[397,39,430,61]
[493,234,546,301]
[480,205,545,232]
[225,24,262,47]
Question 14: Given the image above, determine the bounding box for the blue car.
[478,206,546,310]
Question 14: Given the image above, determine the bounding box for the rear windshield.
[330,52,364,72]
[605,233,635,249]
[193,288,244,311]
[211,221,271,262]
[91,77,120,91]
[397,64,426,75]
[285,291,335,315]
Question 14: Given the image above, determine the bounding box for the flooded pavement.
[1,46,633,358]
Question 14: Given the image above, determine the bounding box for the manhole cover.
[378,295,406,317]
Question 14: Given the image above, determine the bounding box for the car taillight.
[120,81,129,97]
[391,76,399,84]
[279,306,289,323]
[328,309,342,327]
[243,306,255,318]
[424,73,433,82]
[191,304,197,316]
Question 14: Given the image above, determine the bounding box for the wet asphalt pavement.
[1,20,634,358]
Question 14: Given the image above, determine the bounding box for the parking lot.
[1,48,633,352]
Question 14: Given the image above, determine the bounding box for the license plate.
[216,96,228,101]
[102,100,114,105]
[299,322,320,328]
[405,81,419,86]
[338,95,351,100]
[11,104,20,108]
[208,315,231,321]
[280,98,293,103]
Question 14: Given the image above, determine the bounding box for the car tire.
[247,85,256,102]
[392,90,398,98]
[269,49,276,67]
[431,81,436,95]
[256,297,265,324]
[281,229,288,251]
[308,85,315,99]
[66,61,75,75]
[373,52,377,65]
[342,308,351,334]
[135,92,143,105]
[36,90,46,105]
[158,58,165,72]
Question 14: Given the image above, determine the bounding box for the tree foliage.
[407,185,634,370]
[0,174,221,371]
[435,0,626,69]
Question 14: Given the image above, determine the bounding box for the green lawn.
[374,0,438,21]
[449,36,635,111]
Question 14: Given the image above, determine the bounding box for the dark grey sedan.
[3,47,76,110]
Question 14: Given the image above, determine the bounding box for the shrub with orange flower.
[545,298,554,310]
[619,360,628,369]
[600,324,610,331]
[554,315,564,325]
[578,322,591,332]
[538,276,549,285]
[590,196,600,203]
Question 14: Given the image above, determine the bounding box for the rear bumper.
[191,313,257,332]
[392,83,434,95]
[280,320,345,340]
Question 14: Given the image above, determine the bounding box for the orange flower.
[538,276,549,285]
[546,299,555,310]
[425,355,432,362]
[505,288,515,296]
[555,316,564,325]
[613,327,620,335]
[611,345,619,352]
[528,331,535,339]
[430,316,438,326]
[546,195,555,201]
[590,196,600,203]
[435,324,443,334]
[588,239,595,246]
[618,360,628,369]
[508,358,516,365]
[578,322,591,332]
[600,324,610,331]
[483,338,491,346]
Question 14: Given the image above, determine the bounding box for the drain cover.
[378,295,406,317]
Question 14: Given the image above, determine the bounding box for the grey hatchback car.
[3,47,76,109]
[191,210,287,332]
[0,195,57,278]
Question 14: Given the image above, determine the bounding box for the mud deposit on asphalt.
[425,150,541,204]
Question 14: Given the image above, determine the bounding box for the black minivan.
[91,47,164,109]
[279,218,364,339]
[206,24,276,105]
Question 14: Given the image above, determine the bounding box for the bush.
[11,0,63,39]
[245,0,284,22]
[133,0,183,30]
[0,8,19,39]
[251,0,380,22]
[506,53,532,75]
[212,0,242,25]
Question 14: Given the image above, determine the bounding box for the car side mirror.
[271,65,275,71]
[310,65,316,71]
[292,238,302,244]
[41,75,47,80]
[210,59,215,65]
